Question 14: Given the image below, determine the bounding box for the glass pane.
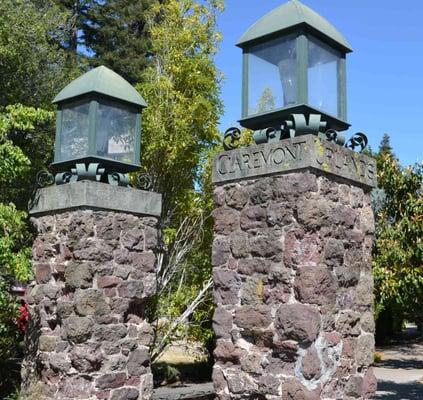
[96,101,137,163]
[248,35,297,117]
[60,102,90,161]
[308,37,341,117]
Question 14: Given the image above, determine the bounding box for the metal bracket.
[222,113,369,153]
[283,114,327,138]
[253,127,279,144]
[36,163,132,188]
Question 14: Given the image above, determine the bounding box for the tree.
[0,0,68,383]
[0,105,55,210]
[0,107,38,396]
[257,87,276,114]
[49,0,91,54]
[373,147,423,342]
[136,0,223,360]
[0,0,76,370]
[0,0,79,108]
[82,0,159,84]
[0,0,80,204]
[378,133,394,156]
[0,105,56,397]
[137,0,223,223]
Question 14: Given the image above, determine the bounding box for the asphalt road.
[372,343,423,400]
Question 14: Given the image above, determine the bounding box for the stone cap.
[29,180,162,217]
[213,135,377,190]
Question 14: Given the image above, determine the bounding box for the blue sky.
[215,0,423,166]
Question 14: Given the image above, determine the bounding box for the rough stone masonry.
[22,182,161,400]
[211,135,377,399]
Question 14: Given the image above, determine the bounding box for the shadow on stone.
[153,382,214,400]
[375,359,423,370]
[372,381,423,399]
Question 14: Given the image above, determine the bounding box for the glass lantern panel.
[96,101,138,163]
[247,35,297,117]
[60,101,90,161]
[308,37,341,117]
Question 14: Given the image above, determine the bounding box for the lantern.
[52,66,147,175]
[237,0,352,133]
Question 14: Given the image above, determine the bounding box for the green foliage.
[0,351,22,399]
[378,133,394,156]
[137,0,223,356]
[0,213,32,391]
[373,152,423,322]
[49,0,156,83]
[0,1,65,392]
[137,0,223,220]
[0,105,55,209]
[83,0,158,84]
[0,279,21,362]
[48,0,91,53]
[0,105,45,383]
[0,0,79,108]
[0,106,51,269]
[0,204,32,283]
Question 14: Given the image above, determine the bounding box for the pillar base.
[212,166,377,399]
[22,184,161,400]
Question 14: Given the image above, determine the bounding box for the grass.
[374,352,384,363]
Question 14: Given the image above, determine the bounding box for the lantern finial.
[53,66,147,108]
[237,0,352,52]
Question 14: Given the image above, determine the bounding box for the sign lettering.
[213,135,377,189]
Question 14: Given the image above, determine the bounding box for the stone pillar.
[21,181,161,400]
[211,135,378,400]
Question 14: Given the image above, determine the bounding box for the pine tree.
[378,133,394,156]
[82,0,159,84]
[46,0,90,54]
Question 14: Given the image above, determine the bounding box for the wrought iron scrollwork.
[325,130,368,153]
[55,163,105,185]
[55,171,73,185]
[108,172,130,187]
[223,127,242,150]
[72,163,105,182]
[253,127,278,144]
[137,173,153,191]
[234,113,369,153]
[36,170,55,188]
[249,114,329,146]
[38,163,132,188]
[324,129,345,146]
[283,114,327,138]
[345,132,368,153]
